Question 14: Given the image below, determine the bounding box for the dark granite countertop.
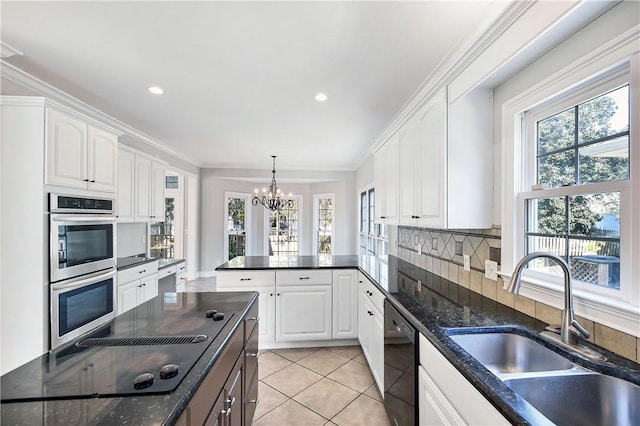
[370,256,640,425]
[215,254,361,270]
[158,258,185,270]
[1,291,258,426]
[116,255,159,270]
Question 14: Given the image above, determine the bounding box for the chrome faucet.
[506,252,589,346]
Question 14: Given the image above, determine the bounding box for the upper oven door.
[50,214,116,282]
[50,269,116,349]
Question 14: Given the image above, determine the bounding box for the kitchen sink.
[449,332,574,375]
[504,373,640,426]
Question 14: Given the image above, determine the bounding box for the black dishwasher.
[384,300,416,426]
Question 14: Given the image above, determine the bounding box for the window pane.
[578,136,629,184]
[578,86,629,144]
[527,196,567,235]
[568,193,620,238]
[165,175,179,189]
[538,150,575,187]
[537,108,575,155]
[570,248,620,289]
[227,197,246,260]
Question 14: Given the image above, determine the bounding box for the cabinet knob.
[269,293,274,296]
[368,311,374,316]
[277,293,280,296]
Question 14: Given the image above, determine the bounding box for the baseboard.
[258,338,360,351]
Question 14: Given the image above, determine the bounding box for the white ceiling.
[1,1,504,171]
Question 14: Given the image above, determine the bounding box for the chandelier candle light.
[252,156,294,212]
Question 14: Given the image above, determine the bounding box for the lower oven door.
[384,300,416,426]
[50,269,116,349]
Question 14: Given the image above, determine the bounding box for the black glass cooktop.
[1,293,237,402]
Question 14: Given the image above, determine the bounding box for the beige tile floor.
[184,277,391,426]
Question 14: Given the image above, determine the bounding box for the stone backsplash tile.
[395,225,639,362]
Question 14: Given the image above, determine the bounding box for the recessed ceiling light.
[315,93,328,102]
[148,86,164,95]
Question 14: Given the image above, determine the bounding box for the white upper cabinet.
[117,148,135,222]
[134,155,152,222]
[152,161,166,221]
[118,146,167,223]
[374,131,399,225]
[46,108,118,193]
[381,86,492,229]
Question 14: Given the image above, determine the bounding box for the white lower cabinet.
[357,273,384,395]
[418,334,509,425]
[332,269,358,339]
[175,261,187,292]
[117,261,159,315]
[275,284,332,341]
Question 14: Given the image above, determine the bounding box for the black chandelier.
[252,156,294,212]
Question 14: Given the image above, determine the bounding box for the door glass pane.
[268,199,299,256]
[228,197,246,260]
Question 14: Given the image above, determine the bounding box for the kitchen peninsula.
[1,291,259,426]
[217,254,640,425]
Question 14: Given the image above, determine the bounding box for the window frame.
[223,192,252,261]
[501,48,640,337]
[358,185,388,256]
[313,193,335,256]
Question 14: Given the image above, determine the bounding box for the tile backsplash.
[394,225,639,362]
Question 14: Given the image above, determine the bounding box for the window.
[359,187,387,256]
[313,194,334,255]
[225,193,251,261]
[266,196,301,256]
[524,83,628,291]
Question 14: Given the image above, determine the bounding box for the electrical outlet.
[416,243,422,256]
[463,255,470,271]
[485,260,498,281]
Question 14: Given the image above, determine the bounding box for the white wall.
[117,222,147,258]
[199,168,357,275]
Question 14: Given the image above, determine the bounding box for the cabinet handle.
[249,399,259,404]
[359,280,363,283]
[299,276,310,280]
[139,270,146,274]
[248,316,260,322]
[368,311,374,316]
[83,178,89,182]
[225,396,236,406]
[246,352,259,358]
[240,278,252,281]
[90,180,95,183]
[380,216,386,219]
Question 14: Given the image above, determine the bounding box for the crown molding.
[0,42,23,59]
[369,0,619,155]
[0,60,202,168]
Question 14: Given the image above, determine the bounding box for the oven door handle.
[51,215,117,223]
[51,270,116,291]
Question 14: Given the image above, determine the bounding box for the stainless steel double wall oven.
[49,193,117,349]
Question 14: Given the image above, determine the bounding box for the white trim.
[1,60,200,166]
[0,42,23,59]
[313,193,335,256]
[502,31,640,337]
[223,192,252,261]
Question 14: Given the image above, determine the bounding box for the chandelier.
[252,156,294,212]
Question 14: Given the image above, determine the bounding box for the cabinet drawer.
[361,276,384,313]
[158,265,177,279]
[217,270,275,288]
[117,260,158,285]
[176,261,186,274]
[276,269,332,285]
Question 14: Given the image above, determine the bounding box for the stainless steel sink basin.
[450,332,574,375]
[504,373,640,426]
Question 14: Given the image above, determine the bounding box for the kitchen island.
[1,291,258,426]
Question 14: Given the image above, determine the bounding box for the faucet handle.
[570,319,590,339]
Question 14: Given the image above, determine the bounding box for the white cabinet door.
[256,286,276,344]
[415,89,447,228]
[275,285,332,341]
[398,114,418,224]
[332,269,358,339]
[176,272,186,292]
[374,132,399,225]
[418,365,465,426]
[134,156,152,221]
[140,274,158,304]
[369,297,384,394]
[117,148,135,222]
[151,161,165,221]
[117,280,140,315]
[87,126,118,193]
[46,109,87,189]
